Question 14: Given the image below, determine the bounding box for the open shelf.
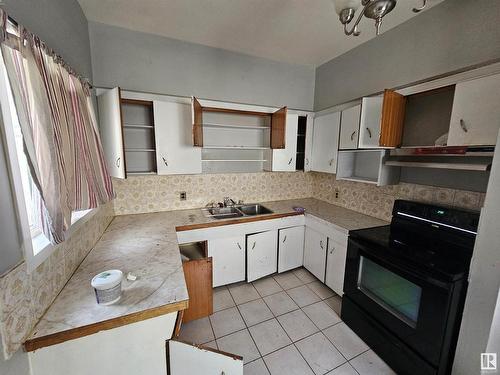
[124,148,156,152]
[203,123,270,130]
[123,124,154,129]
[337,150,400,186]
[202,146,269,150]
[202,159,267,162]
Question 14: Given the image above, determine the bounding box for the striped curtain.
[0,10,114,244]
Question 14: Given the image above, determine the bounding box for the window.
[0,55,94,272]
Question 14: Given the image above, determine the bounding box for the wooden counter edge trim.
[175,211,302,232]
[23,299,189,352]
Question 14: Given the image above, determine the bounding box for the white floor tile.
[349,350,396,375]
[292,268,317,283]
[273,272,304,290]
[213,286,236,312]
[302,301,341,329]
[238,299,274,326]
[244,358,270,375]
[323,322,369,360]
[178,317,214,344]
[287,285,321,307]
[277,309,318,342]
[326,363,358,375]
[295,332,346,375]
[216,329,260,364]
[264,345,314,375]
[253,276,283,297]
[307,281,335,299]
[229,283,261,305]
[210,307,246,338]
[201,340,218,350]
[263,291,299,316]
[249,319,291,356]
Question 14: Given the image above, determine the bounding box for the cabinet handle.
[282,235,287,243]
[115,157,120,168]
[320,240,324,250]
[252,242,256,250]
[162,156,168,166]
[459,119,468,133]
[237,242,242,250]
[288,157,293,165]
[330,246,335,255]
[350,130,356,141]
[329,159,334,166]
[366,127,372,138]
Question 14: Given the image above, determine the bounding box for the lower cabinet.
[303,226,328,282]
[278,226,305,273]
[247,230,278,282]
[325,239,348,296]
[208,236,246,287]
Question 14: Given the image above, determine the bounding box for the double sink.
[202,204,273,219]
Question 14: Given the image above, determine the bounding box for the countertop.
[24,198,387,351]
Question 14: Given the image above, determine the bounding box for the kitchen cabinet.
[339,105,361,150]
[268,114,298,171]
[278,226,305,273]
[325,233,348,296]
[358,97,383,149]
[168,339,243,375]
[311,111,340,174]
[448,73,500,146]
[247,230,278,282]
[208,236,246,287]
[154,101,202,175]
[303,226,328,282]
[303,115,314,171]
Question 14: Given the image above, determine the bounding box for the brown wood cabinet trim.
[203,106,272,117]
[379,90,406,147]
[120,98,154,107]
[175,211,301,232]
[167,338,244,361]
[182,257,213,323]
[173,310,184,339]
[24,300,188,352]
[192,97,204,147]
[271,106,287,149]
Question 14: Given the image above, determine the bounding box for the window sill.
[28,208,98,273]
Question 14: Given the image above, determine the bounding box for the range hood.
[384,146,494,171]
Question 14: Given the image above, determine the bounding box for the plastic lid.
[91,270,123,290]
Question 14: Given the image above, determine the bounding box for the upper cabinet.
[268,113,298,171]
[339,105,361,150]
[154,101,202,175]
[311,111,340,174]
[358,97,383,149]
[448,73,500,146]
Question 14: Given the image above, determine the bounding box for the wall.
[2,0,92,80]
[89,22,315,111]
[314,0,500,110]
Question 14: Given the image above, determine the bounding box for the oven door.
[344,237,454,367]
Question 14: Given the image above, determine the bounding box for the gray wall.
[89,22,315,111]
[3,0,92,80]
[314,0,500,110]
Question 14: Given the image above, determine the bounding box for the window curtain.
[0,9,114,244]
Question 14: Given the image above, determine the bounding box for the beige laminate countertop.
[24,198,387,351]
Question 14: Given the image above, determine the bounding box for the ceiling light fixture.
[332,0,427,37]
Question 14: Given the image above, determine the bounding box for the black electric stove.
[342,200,480,375]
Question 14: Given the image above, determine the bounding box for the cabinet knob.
[329,159,334,166]
[282,235,287,243]
[329,247,335,255]
[237,242,242,250]
[320,240,324,250]
[252,241,256,250]
[162,156,168,166]
[350,130,356,141]
[288,157,293,165]
[366,127,372,138]
[459,119,468,133]
[115,157,120,168]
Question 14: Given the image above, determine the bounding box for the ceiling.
[78,0,444,67]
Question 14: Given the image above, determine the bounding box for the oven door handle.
[349,238,451,290]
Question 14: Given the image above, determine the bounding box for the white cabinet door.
[208,236,246,287]
[303,227,328,282]
[339,105,361,150]
[358,97,383,149]
[311,111,340,174]
[97,87,125,178]
[154,101,202,174]
[448,74,500,146]
[304,115,314,171]
[247,230,278,282]
[271,114,298,171]
[168,339,243,375]
[278,226,305,273]
[325,239,348,296]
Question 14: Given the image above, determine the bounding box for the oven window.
[358,256,422,327]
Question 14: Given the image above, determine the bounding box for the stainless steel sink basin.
[207,207,243,219]
[238,204,273,216]
[202,204,273,219]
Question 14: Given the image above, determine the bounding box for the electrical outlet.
[335,188,340,200]
[179,191,187,201]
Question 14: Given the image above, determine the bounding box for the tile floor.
[179,267,396,375]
